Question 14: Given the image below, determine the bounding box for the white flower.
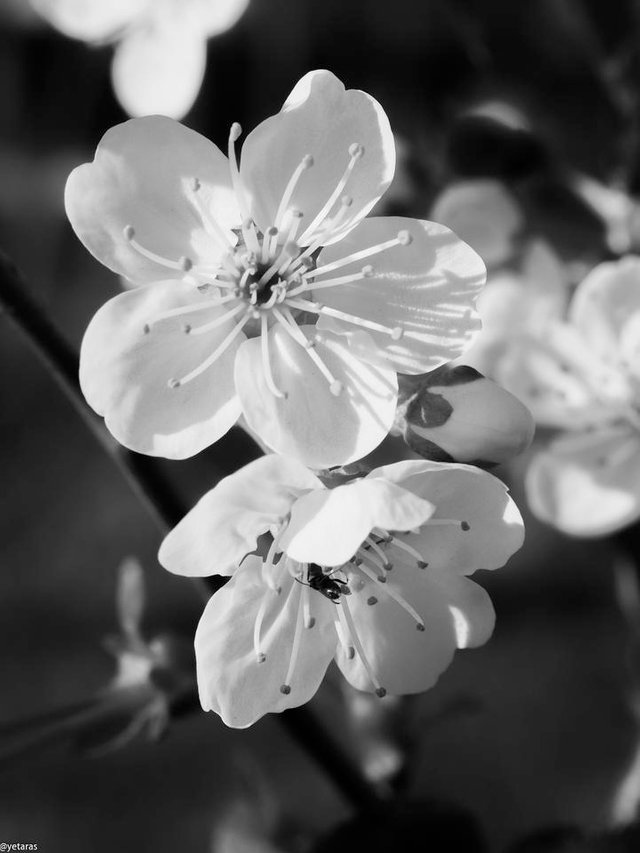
[159,454,524,728]
[67,70,486,468]
[31,0,249,118]
[498,256,640,536]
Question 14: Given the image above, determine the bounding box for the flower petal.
[400,364,534,467]
[280,479,435,567]
[496,324,609,430]
[461,240,568,375]
[159,455,322,577]
[430,179,523,267]
[80,280,242,458]
[112,22,207,119]
[526,427,640,537]
[367,460,524,573]
[570,257,640,370]
[32,0,144,41]
[240,70,395,244]
[190,0,249,36]
[65,115,239,283]
[195,557,335,728]
[334,565,491,695]
[235,324,398,469]
[313,217,485,374]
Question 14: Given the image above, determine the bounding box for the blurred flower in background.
[498,256,640,537]
[30,0,249,118]
[461,240,569,376]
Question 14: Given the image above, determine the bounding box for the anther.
[179,256,193,273]
[280,684,291,695]
[383,562,393,572]
[461,521,471,531]
[182,323,191,334]
[397,230,412,246]
[257,652,266,663]
[123,224,135,241]
[302,155,314,169]
[417,561,428,569]
[349,143,364,159]
[142,323,150,335]
[367,596,378,606]
[330,381,343,396]
[347,646,355,660]
[390,327,404,341]
[375,687,387,698]
[377,575,387,583]
[416,623,426,632]
[305,616,316,629]
[168,378,181,389]
[230,122,242,142]
[362,264,374,278]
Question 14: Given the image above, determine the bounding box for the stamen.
[364,537,393,570]
[339,598,386,697]
[167,310,250,387]
[285,209,304,244]
[302,230,412,279]
[286,265,374,298]
[265,226,279,262]
[260,313,287,398]
[253,594,270,663]
[299,144,364,243]
[422,518,471,530]
[285,298,404,340]
[123,226,195,274]
[272,308,343,395]
[334,617,355,659]
[228,123,251,222]
[289,196,353,274]
[144,294,239,329]
[357,562,425,630]
[242,219,262,257]
[257,242,299,288]
[186,301,246,335]
[379,532,426,566]
[281,584,305,695]
[301,583,315,629]
[274,155,314,230]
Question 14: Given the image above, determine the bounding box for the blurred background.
[2,0,640,850]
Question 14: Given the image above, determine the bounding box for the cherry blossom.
[159,454,524,728]
[68,70,486,467]
[498,256,640,536]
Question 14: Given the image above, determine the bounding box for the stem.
[0,249,385,811]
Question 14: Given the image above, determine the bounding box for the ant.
[296,563,351,603]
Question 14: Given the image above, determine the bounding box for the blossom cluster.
[67,70,529,726]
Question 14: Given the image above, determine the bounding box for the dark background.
[1,1,640,850]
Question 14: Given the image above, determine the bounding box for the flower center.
[253,516,470,700]
[124,123,414,397]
